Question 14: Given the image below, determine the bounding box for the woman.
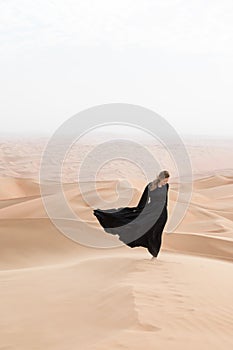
[93,170,170,258]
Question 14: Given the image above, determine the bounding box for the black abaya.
[93,182,169,257]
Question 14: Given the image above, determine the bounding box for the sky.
[0,0,233,138]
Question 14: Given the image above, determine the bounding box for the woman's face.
[159,177,169,186]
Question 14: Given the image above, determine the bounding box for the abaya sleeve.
[136,184,150,210]
[165,183,169,206]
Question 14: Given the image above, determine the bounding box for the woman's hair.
[158,170,170,180]
[152,170,170,187]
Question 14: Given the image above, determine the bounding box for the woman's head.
[157,170,170,185]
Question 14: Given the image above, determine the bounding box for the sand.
[0,137,233,349]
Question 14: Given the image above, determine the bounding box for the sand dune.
[0,176,41,200]
[1,253,233,349]
[0,139,233,349]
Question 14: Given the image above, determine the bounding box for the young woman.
[93,170,170,258]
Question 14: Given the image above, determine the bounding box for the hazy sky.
[1,0,233,137]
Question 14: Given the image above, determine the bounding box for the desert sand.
[0,136,233,349]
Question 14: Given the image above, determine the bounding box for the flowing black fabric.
[93,182,169,257]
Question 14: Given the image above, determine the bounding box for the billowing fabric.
[93,182,169,257]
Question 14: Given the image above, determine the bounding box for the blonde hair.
[150,170,170,189]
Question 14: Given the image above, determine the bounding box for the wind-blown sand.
[0,137,233,349]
